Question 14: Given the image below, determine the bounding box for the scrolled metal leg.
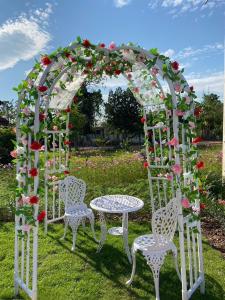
[61,215,69,240]
[68,217,81,252]
[122,213,132,263]
[143,250,166,300]
[126,245,137,285]
[97,211,107,253]
[88,212,98,242]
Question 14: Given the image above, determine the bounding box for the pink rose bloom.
[188,121,195,129]
[155,157,161,162]
[109,42,116,50]
[21,136,28,145]
[171,164,182,175]
[176,110,185,117]
[165,173,173,181]
[218,199,225,205]
[168,137,179,147]
[53,125,58,131]
[181,198,190,208]
[192,206,200,213]
[174,83,181,93]
[150,80,157,87]
[163,127,169,132]
[22,224,31,232]
[127,73,132,80]
[159,93,165,100]
[22,194,30,204]
[22,107,31,116]
[150,67,159,76]
[133,87,139,93]
[185,96,191,104]
[40,145,45,151]
[46,160,54,167]
[10,149,17,158]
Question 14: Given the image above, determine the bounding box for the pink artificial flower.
[163,127,169,132]
[176,110,185,117]
[22,107,31,116]
[22,224,31,232]
[150,80,157,87]
[53,125,58,131]
[22,194,30,205]
[174,83,181,93]
[185,96,191,104]
[127,73,132,80]
[165,173,173,181]
[108,42,116,50]
[181,198,190,208]
[159,93,165,100]
[150,67,159,76]
[192,206,200,213]
[21,136,28,145]
[133,87,139,93]
[155,157,161,163]
[46,160,54,167]
[40,145,45,151]
[10,149,17,158]
[218,199,225,205]
[168,137,179,147]
[188,121,195,129]
[171,164,182,175]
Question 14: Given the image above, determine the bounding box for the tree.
[0,100,17,125]
[105,88,142,138]
[197,93,223,140]
[77,84,103,134]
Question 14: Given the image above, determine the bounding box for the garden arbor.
[14,39,205,300]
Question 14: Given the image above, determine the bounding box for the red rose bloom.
[64,51,71,58]
[37,210,46,222]
[140,117,146,124]
[143,161,149,168]
[148,147,154,152]
[68,123,74,129]
[114,69,121,75]
[99,43,105,48]
[39,113,46,121]
[200,203,206,210]
[65,107,71,113]
[192,137,203,144]
[171,61,179,71]
[29,168,38,177]
[64,170,70,175]
[87,62,93,68]
[30,141,42,151]
[196,161,204,169]
[83,39,91,47]
[194,107,202,117]
[73,96,78,103]
[38,86,48,92]
[41,56,52,66]
[30,195,39,204]
[64,140,71,145]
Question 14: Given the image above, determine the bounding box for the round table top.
[90,194,144,213]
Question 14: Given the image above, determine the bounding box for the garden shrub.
[0,127,15,164]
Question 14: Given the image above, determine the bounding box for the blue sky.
[0,0,224,101]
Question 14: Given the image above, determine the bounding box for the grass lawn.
[0,146,224,299]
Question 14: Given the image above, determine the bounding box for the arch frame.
[14,39,205,300]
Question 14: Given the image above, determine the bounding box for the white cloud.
[176,43,224,59]
[114,0,132,8]
[0,3,53,71]
[149,0,225,16]
[187,71,224,98]
[163,48,175,57]
[100,75,128,88]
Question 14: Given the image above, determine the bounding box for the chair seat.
[65,207,93,218]
[133,234,175,253]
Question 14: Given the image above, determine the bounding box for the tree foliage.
[0,100,16,125]
[105,88,142,136]
[197,93,223,140]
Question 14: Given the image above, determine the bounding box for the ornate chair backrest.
[152,198,179,242]
[59,176,86,211]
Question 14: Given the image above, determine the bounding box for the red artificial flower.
[39,112,46,121]
[196,161,204,169]
[64,140,71,145]
[200,203,206,210]
[171,61,179,71]
[99,43,105,48]
[114,69,121,75]
[83,39,91,47]
[68,123,74,129]
[29,168,38,177]
[73,96,78,103]
[87,62,93,68]
[37,210,46,222]
[41,56,52,66]
[143,161,149,168]
[30,141,42,151]
[192,137,203,144]
[38,86,48,92]
[148,146,154,152]
[30,195,39,204]
[140,117,146,124]
[64,170,70,175]
[64,51,71,58]
[65,107,71,113]
[194,107,202,117]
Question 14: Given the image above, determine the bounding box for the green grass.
[0,147,224,299]
[0,221,225,300]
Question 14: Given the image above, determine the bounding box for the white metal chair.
[126,198,181,300]
[59,176,97,251]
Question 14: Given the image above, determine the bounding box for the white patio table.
[90,195,144,263]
